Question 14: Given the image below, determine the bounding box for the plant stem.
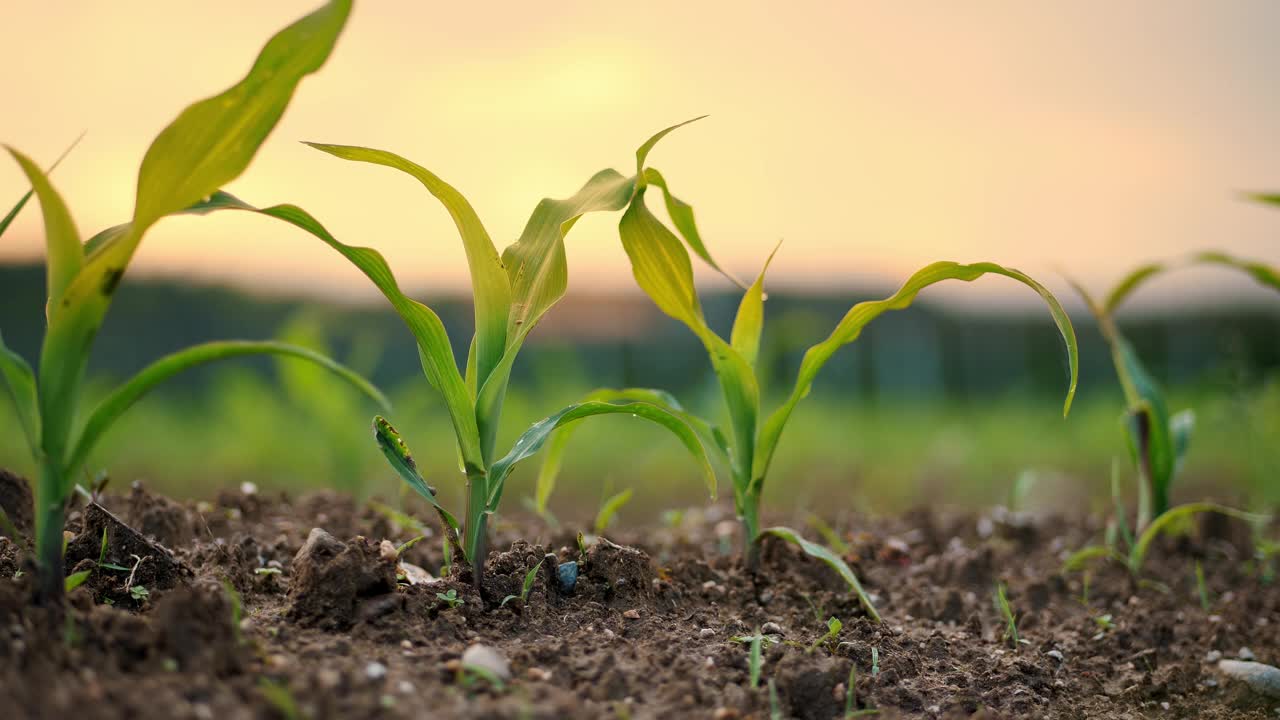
[742,493,761,571]
[33,457,65,605]
[464,468,489,593]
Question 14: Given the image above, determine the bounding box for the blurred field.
[1,361,1276,526]
[2,263,1278,525]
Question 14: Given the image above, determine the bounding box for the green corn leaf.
[534,387,726,514]
[372,416,465,558]
[64,340,387,484]
[0,132,84,241]
[5,148,82,314]
[759,526,880,622]
[618,191,760,484]
[1116,336,1174,518]
[1170,409,1194,470]
[302,143,511,398]
[641,167,745,289]
[1103,262,1166,315]
[487,400,717,515]
[37,0,351,464]
[1129,503,1269,572]
[730,242,781,369]
[0,331,40,456]
[593,488,634,535]
[1253,193,1280,207]
[157,191,485,472]
[1104,252,1280,315]
[755,261,1079,483]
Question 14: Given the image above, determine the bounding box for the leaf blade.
[759,526,880,622]
[0,330,40,457]
[5,147,82,309]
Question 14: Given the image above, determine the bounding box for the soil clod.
[288,527,397,629]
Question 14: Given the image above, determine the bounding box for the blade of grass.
[593,488,634,535]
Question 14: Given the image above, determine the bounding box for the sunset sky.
[3,1,1279,310]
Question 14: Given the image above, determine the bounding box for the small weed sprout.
[539,119,1080,622]
[808,616,843,654]
[500,559,544,608]
[1194,561,1212,611]
[437,588,464,609]
[0,0,378,605]
[871,647,880,677]
[994,581,1019,649]
[129,585,150,603]
[768,679,783,720]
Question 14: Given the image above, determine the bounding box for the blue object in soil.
[556,560,579,593]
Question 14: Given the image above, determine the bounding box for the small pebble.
[1046,650,1065,662]
[603,628,616,639]
[556,561,579,594]
[699,628,716,638]
[623,609,641,620]
[1241,647,1257,661]
[365,662,388,680]
[526,667,552,682]
[397,681,414,694]
[461,644,511,682]
[762,622,783,635]
[712,709,739,720]
[1220,660,1280,699]
[400,640,413,650]
[1206,650,1223,663]
[704,656,715,668]
[318,668,342,689]
[379,540,398,563]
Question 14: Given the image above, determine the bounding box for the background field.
[3,262,1277,526]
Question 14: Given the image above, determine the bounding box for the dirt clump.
[287,527,398,629]
[0,469,32,538]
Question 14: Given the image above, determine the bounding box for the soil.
[1,474,1277,719]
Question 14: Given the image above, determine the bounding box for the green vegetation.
[0,0,384,605]
[538,119,1078,619]
[993,581,1019,649]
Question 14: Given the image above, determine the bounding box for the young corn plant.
[0,0,370,605]
[183,124,719,593]
[537,119,1079,619]
[1071,253,1279,527]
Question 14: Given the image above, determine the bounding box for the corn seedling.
[593,488,634,536]
[500,559,544,608]
[0,1,380,605]
[808,616,843,654]
[539,119,1079,620]
[1070,253,1279,526]
[732,628,779,688]
[993,581,1019,649]
[199,125,717,593]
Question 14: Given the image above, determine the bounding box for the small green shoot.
[807,515,850,556]
[768,679,783,720]
[458,664,506,692]
[396,535,426,556]
[1094,613,1115,630]
[843,662,879,717]
[994,581,1019,649]
[808,616,843,654]
[64,570,91,593]
[500,559,544,608]
[258,679,302,720]
[223,580,243,645]
[576,531,588,559]
[1194,560,1211,611]
[254,567,282,576]
[437,588,464,609]
[129,585,150,603]
[593,488,634,536]
[732,628,778,689]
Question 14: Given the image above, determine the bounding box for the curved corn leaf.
[641,168,745,289]
[37,0,351,464]
[593,488,634,535]
[0,132,84,241]
[488,400,717,515]
[534,387,726,514]
[372,416,464,559]
[0,331,39,456]
[6,148,82,317]
[1060,544,1126,574]
[755,261,1079,483]
[149,191,485,472]
[759,526,880,622]
[1170,409,1194,471]
[65,340,387,482]
[1254,193,1280,207]
[1116,336,1173,518]
[1105,252,1280,314]
[1129,503,1269,572]
[64,569,92,593]
[618,191,760,484]
[303,143,511,399]
[731,242,781,369]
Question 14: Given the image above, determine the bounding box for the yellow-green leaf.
[5,148,82,311]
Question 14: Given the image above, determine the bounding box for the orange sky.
[3,2,1279,310]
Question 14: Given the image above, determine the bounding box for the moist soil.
[1,474,1277,719]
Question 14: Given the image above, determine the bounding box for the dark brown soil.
[0,474,1277,719]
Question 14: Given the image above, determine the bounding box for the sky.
[3,1,1279,311]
